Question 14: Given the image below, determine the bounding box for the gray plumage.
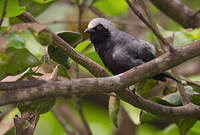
[85,18,180,82]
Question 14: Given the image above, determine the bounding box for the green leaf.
[135,79,158,98]
[93,0,128,15]
[187,81,200,93]
[0,32,43,79]
[140,97,174,124]
[164,124,180,135]
[189,121,200,134]
[121,100,141,125]
[4,33,25,49]
[57,64,70,79]
[157,25,192,48]
[48,45,70,69]
[19,0,53,17]
[163,87,175,95]
[18,98,56,114]
[1,47,41,76]
[84,52,105,67]
[75,39,91,53]
[0,26,8,33]
[19,31,44,60]
[17,68,43,81]
[140,111,158,124]
[57,31,82,47]
[190,94,200,106]
[48,31,82,68]
[0,0,25,18]
[162,86,196,106]
[108,97,120,127]
[32,0,54,4]
[151,97,174,106]
[176,118,197,135]
[9,0,54,24]
[162,122,200,135]
[183,28,200,40]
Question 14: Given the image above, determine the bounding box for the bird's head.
[85,18,115,44]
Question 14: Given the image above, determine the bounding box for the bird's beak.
[84,28,94,33]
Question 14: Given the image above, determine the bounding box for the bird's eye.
[96,25,103,30]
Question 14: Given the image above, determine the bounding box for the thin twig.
[138,0,164,52]
[0,0,8,27]
[77,0,86,33]
[75,100,92,135]
[140,0,175,52]
[177,83,190,105]
[50,65,59,81]
[139,0,188,104]
[180,76,200,87]
[172,69,190,105]
[170,31,190,104]
[77,6,82,33]
[125,0,175,53]
[52,108,76,135]
[58,104,86,135]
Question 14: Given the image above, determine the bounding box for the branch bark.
[150,0,200,28]
[1,40,200,118]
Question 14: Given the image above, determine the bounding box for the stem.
[0,0,8,27]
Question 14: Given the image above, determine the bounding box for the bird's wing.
[115,31,156,62]
[136,40,156,62]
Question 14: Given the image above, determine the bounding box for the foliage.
[93,0,128,15]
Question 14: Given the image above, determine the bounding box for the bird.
[84,18,181,83]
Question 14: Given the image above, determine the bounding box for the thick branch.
[150,0,200,28]
[1,40,200,118]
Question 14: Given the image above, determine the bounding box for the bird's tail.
[154,72,182,84]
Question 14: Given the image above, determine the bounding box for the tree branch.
[75,100,92,135]
[125,0,174,52]
[150,0,200,28]
[52,108,76,135]
[58,104,87,135]
[1,40,200,118]
[14,11,200,119]
[17,11,108,78]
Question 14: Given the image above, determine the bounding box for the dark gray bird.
[85,18,180,83]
